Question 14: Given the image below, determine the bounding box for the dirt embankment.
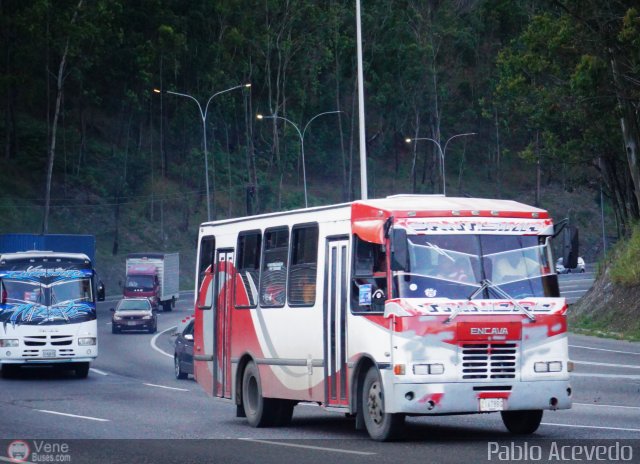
[569,266,640,339]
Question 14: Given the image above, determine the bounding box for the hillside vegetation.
[1,1,639,304]
[570,227,640,341]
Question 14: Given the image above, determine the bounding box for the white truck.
[124,252,179,311]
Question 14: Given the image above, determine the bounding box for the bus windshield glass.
[394,234,558,300]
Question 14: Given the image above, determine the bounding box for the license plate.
[480,398,504,411]
[42,349,56,358]
[127,321,139,326]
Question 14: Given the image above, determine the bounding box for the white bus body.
[192,196,572,440]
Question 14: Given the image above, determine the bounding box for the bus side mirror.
[97,280,105,302]
[562,226,579,269]
[391,228,409,271]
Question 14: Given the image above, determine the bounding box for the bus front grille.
[461,343,517,380]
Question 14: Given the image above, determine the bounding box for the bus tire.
[501,410,543,434]
[1,364,19,379]
[273,400,295,426]
[74,362,90,379]
[361,367,405,441]
[242,362,277,427]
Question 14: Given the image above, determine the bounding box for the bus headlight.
[0,339,18,347]
[534,361,562,373]
[78,337,96,346]
[413,363,445,375]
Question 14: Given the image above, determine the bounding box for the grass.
[569,314,640,342]
[609,224,640,286]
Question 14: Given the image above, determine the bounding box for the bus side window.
[260,227,289,307]
[197,236,215,309]
[235,231,262,308]
[351,235,387,313]
[288,224,319,306]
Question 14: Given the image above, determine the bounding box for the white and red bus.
[192,195,573,440]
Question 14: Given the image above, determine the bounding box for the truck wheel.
[361,367,405,441]
[242,362,277,427]
[501,410,543,434]
[163,300,172,312]
[1,364,20,379]
[74,362,90,379]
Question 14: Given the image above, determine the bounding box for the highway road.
[558,269,595,304]
[1,286,639,463]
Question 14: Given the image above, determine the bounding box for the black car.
[111,298,157,334]
[174,320,194,379]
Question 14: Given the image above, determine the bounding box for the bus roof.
[200,195,549,229]
[0,251,91,262]
[353,195,548,220]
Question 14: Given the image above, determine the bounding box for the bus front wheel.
[501,409,543,434]
[361,367,405,441]
[73,362,90,379]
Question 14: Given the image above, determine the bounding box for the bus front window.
[395,234,558,300]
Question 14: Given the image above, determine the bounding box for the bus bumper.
[385,378,572,414]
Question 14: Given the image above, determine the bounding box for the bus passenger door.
[214,249,234,398]
[324,237,349,407]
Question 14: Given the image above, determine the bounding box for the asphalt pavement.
[1,287,639,463]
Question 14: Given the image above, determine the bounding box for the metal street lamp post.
[153,83,251,221]
[257,111,341,208]
[405,132,476,196]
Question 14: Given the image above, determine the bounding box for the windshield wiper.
[446,279,536,323]
[426,242,454,262]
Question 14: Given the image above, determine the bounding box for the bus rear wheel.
[242,362,278,427]
[361,367,405,441]
[501,409,543,434]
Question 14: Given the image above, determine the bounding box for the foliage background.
[0,0,638,292]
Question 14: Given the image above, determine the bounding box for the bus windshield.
[2,278,93,306]
[394,234,559,300]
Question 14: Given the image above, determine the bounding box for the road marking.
[238,438,375,455]
[573,360,640,369]
[37,409,109,422]
[90,368,109,376]
[570,372,640,380]
[570,345,640,356]
[150,325,177,359]
[542,422,640,433]
[574,402,640,411]
[143,382,189,392]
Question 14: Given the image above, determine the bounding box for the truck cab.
[123,264,160,310]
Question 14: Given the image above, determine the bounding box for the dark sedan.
[111,298,157,334]
[174,319,194,379]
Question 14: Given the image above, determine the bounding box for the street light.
[153,83,251,221]
[256,111,341,208]
[405,132,476,196]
